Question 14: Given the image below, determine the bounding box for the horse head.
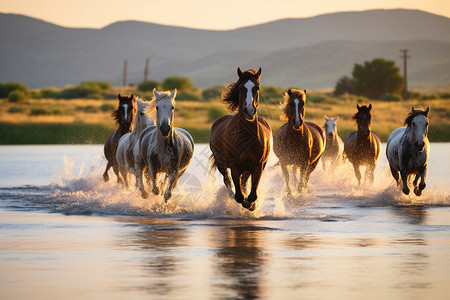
[282,88,306,130]
[324,116,339,140]
[405,106,429,152]
[153,88,176,137]
[354,104,372,137]
[237,67,261,120]
[116,93,137,130]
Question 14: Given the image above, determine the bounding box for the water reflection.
[393,207,428,225]
[213,223,268,300]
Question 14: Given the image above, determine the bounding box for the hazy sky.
[1,0,449,29]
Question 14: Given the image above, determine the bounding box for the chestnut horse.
[343,104,381,185]
[209,67,272,211]
[273,89,326,194]
[103,94,137,183]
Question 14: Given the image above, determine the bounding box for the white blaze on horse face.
[244,80,255,115]
[122,104,128,121]
[412,114,429,149]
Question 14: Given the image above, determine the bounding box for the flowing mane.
[280,89,306,121]
[221,68,260,112]
[404,107,429,126]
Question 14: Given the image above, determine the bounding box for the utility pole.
[144,58,150,81]
[400,49,409,99]
[123,59,128,87]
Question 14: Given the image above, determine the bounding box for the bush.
[334,76,353,96]
[202,86,223,101]
[100,104,115,112]
[80,81,110,91]
[8,106,26,113]
[379,93,402,101]
[0,82,30,98]
[30,108,49,116]
[260,86,283,104]
[176,91,200,101]
[8,90,28,103]
[138,80,160,92]
[162,76,193,91]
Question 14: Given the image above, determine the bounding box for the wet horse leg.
[218,166,234,198]
[103,161,111,182]
[243,164,264,211]
[352,162,362,186]
[414,164,427,196]
[230,168,244,204]
[148,164,160,196]
[400,168,410,195]
[240,171,251,196]
[304,159,320,190]
[280,162,292,195]
[390,165,400,186]
[164,169,181,201]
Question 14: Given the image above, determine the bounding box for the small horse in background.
[103,94,137,183]
[116,98,155,188]
[386,106,430,196]
[343,104,381,185]
[273,89,326,195]
[322,116,344,171]
[209,67,272,211]
[138,89,194,201]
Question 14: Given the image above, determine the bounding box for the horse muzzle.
[243,107,256,120]
[416,142,425,152]
[160,123,171,137]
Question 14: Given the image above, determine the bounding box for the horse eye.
[156,107,159,110]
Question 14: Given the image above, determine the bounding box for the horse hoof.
[141,190,149,199]
[247,193,257,203]
[419,182,426,190]
[414,187,422,196]
[402,187,410,195]
[235,193,244,204]
[164,192,172,201]
[152,187,160,195]
[242,200,256,211]
[103,173,109,182]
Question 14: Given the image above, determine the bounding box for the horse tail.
[208,154,217,174]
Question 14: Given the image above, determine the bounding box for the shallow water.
[0,144,449,299]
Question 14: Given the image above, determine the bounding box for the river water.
[0,144,449,299]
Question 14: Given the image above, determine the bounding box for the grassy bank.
[0,93,449,144]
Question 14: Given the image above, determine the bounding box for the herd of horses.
[103,67,430,211]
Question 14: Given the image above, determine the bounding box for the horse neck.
[236,110,259,132]
[357,125,372,144]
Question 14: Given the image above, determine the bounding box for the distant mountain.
[1,9,449,89]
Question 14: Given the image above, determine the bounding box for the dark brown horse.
[343,104,381,185]
[273,89,326,194]
[209,67,272,211]
[103,93,137,183]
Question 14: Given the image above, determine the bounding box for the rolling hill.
[0,9,449,89]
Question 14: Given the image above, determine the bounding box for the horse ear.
[153,88,160,98]
[237,67,243,78]
[256,67,262,79]
[425,106,430,116]
[368,104,372,111]
[304,89,307,95]
[118,93,122,99]
[170,89,177,100]
[287,89,293,96]
[324,115,328,120]
[356,104,360,110]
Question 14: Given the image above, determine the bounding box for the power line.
[400,49,410,99]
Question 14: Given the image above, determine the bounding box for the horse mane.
[221,68,260,112]
[144,91,173,121]
[404,107,429,126]
[280,89,306,121]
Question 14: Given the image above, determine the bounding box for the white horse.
[116,98,155,188]
[386,106,430,196]
[322,116,344,171]
[137,89,194,201]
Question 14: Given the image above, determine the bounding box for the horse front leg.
[218,166,234,198]
[280,162,292,196]
[137,164,149,199]
[164,170,180,202]
[414,164,427,196]
[400,168,410,195]
[230,168,244,204]
[243,164,263,211]
[352,163,362,186]
[365,162,376,185]
[148,164,160,196]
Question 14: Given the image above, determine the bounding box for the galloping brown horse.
[343,104,381,185]
[209,67,272,211]
[103,94,137,183]
[273,89,326,194]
